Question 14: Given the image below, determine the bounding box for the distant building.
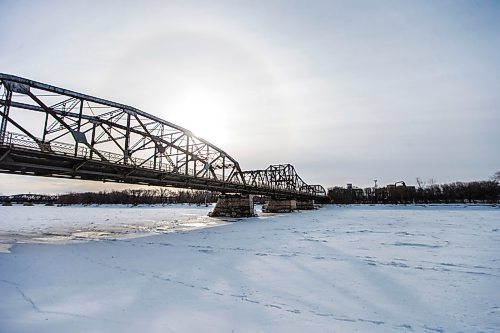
[327,184,365,204]
[385,182,416,203]
[328,181,416,204]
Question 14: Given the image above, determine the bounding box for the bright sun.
[169,89,230,147]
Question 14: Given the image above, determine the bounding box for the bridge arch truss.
[0,73,327,201]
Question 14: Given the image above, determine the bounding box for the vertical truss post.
[0,88,12,143]
[185,135,189,175]
[206,145,209,179]
[90,122,96,159]
[42,112,49,142]
[222,155,226,181]
[158,125,164,171]
[75,99,83,156]
[193,152,197,176]
[124,112,131,165]
[153,146,157,170]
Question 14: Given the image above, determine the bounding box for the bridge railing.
[2,132,39,150]
[0,131,230,182]
[1,130,327,198]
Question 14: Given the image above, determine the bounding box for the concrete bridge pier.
[296,200,315,210]
[262,199,297,213]
[209,194,256,217]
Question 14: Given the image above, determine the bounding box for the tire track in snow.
[1,279,122,323]
[76,252,342,320]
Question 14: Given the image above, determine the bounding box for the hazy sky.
[1,0,499,194]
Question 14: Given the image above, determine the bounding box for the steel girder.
[0,73,328,201]
[242,164,327,198]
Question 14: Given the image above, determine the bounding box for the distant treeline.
[2,175,499,206]
[328,180,499,204]
[58,189,220,205]
[1,189,220,205]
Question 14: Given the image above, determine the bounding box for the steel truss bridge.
[0,73,327,202]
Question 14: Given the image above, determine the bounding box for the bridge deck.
[0,73,328,202]
[0,132,327,201]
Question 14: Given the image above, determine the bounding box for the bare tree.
[492,171,500,183]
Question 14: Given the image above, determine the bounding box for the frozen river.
[1,204,499,332]
[0,204,222,251]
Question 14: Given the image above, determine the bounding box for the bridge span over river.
[0,73,328,216]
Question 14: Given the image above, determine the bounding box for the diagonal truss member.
[0,73,327,200]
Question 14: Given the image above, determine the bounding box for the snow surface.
[0,204,222,248]
[0,204,499,332]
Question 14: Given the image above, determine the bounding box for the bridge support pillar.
[209,194,256,218]
[296,200,315,210]
[263,199,296,213]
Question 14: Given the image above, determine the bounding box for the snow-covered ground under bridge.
[0,204,499,332]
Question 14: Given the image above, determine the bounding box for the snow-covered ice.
[0,204,499,332]
[0,204,223,248]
